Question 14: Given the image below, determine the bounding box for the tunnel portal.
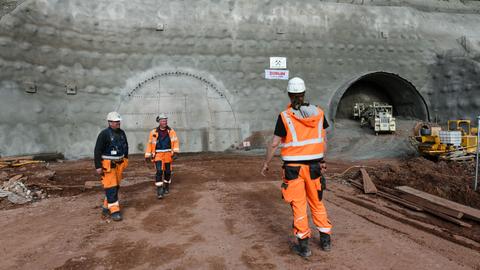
[334,72,430,121]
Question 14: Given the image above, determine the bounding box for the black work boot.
[111,212,122,221]
[164,183,170,194]
[157,186,164,199]
[101,206,109,217]
[292,238,312,258]
[320,233,331,252]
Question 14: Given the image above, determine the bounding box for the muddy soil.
[0,154,479,270]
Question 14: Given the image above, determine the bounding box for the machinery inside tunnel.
[334,72,430,121]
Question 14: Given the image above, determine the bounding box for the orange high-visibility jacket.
[279,106,326,161]
[145,127,180,158]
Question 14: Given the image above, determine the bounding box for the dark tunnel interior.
[335,72,430,121]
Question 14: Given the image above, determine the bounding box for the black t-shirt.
[274,114,329,137]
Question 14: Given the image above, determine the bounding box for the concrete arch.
[330,72,430,122]
[117,69,240,153]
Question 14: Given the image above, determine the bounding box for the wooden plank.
[396,186,480,221]
[422,207,472,228]
[11,160,44,167]
[398,192,464,219]
[360,168,377,194]
[377,191,424,212]
[8,174,24,182]
[349,180,423,211]
[0,155,33,162]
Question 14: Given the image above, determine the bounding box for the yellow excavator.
[412,120,478,161]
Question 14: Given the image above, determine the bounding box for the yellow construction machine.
[412,120,478,161]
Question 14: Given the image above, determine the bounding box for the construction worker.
[261,77,332,257]
[145,113,180,199]
[94,111,129,221]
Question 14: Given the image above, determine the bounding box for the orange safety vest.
[279,106,326,161]
[145,127,180,158]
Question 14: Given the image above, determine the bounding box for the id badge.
[111,150,117,155]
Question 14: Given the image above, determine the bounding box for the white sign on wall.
[265,69,289,80]
[269,57,287,69]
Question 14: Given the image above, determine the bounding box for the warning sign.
[265,69,289,80]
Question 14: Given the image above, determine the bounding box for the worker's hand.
[320,162,327,174]
[96,168,103,175]
[261,162,269,176]
[144,157,151,164]
[172,153,178,160]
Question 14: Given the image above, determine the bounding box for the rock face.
[0,0,479,158]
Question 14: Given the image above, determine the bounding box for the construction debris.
[0,174,48,204]
[1,175,33,204]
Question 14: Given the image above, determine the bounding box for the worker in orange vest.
[94,111,129,221]
[145,113,180,199]
[261,77,332,257]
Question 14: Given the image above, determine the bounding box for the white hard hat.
[287,77,306,93]
[156,113,168,122]
[106,111,122,121]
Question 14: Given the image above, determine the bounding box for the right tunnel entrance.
[334,72,430,121]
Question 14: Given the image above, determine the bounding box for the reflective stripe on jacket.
[145,127,180,158]
[280,106,326,161]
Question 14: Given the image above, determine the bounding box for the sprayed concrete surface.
[0,154,480,270]
[1,0,480,158]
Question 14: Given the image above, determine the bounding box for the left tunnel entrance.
[117,71,239,153]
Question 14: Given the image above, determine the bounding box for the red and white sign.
[265,69,289,80]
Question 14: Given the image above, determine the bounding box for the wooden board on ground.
[360,168,378,194]
[349,180,422,211]
[377,191,424,212]
[396,186,480,221]
[8,174,24,182]
[422,207,472,228]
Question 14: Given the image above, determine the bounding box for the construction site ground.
[1,152,480,270]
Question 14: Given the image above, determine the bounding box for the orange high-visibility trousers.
[101,159,128,214]
[152,152,173,186]
[281,162,332,239]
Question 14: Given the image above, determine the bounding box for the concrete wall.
[0,0,479,158]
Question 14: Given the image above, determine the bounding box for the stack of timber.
[395,186,480,227]
[0,153,64,169]
[348,168,479,227]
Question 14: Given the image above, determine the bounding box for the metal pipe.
[475,115,480,191]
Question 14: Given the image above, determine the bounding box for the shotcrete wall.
[0,0,479,158]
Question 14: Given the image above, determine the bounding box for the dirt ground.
[1,153,480,270]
